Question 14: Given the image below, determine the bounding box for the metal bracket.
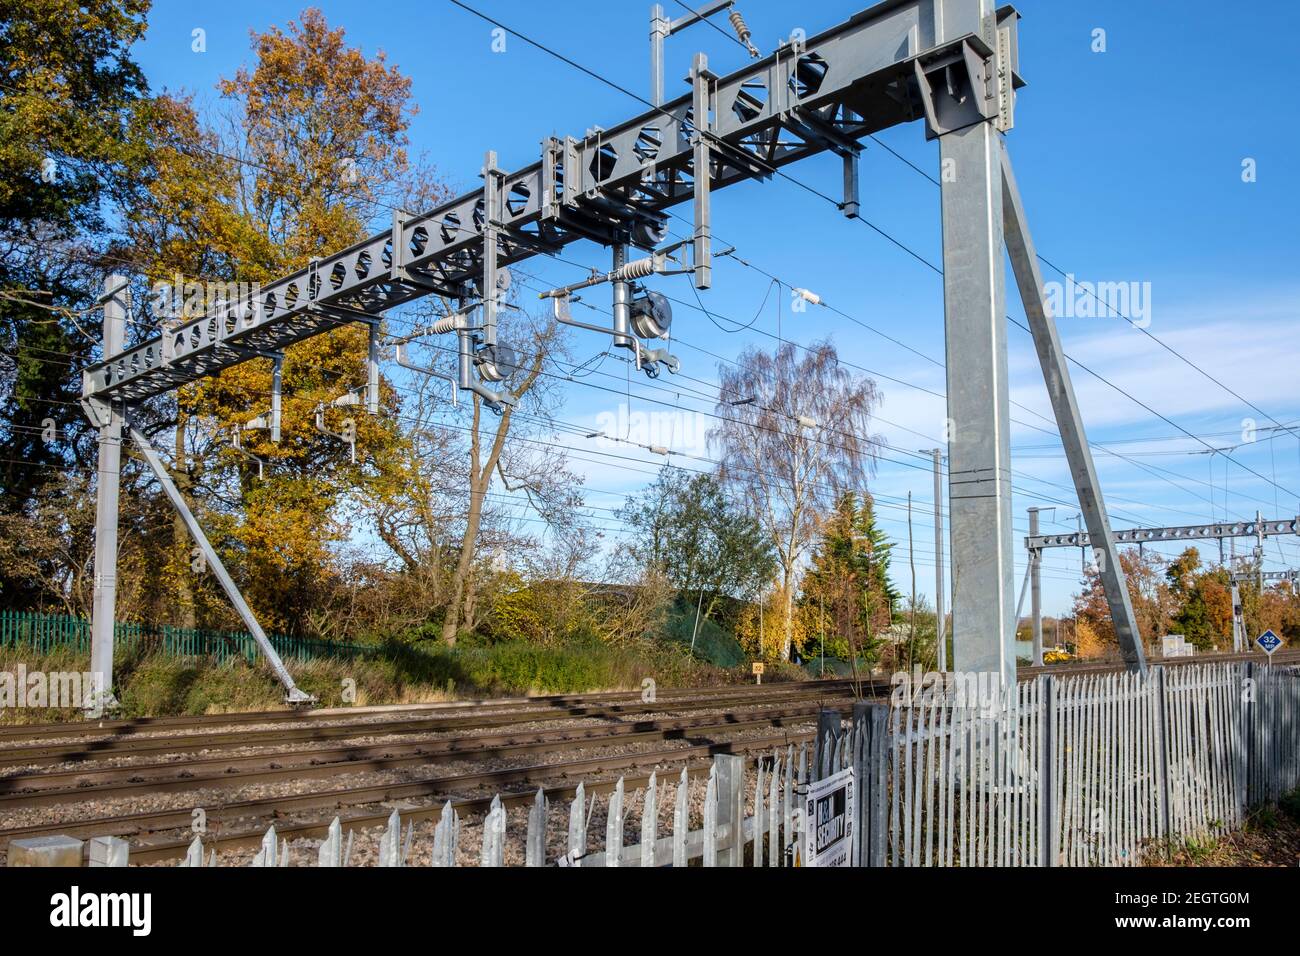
[913,36,998,140]
[314,392,362,463]
[458,326,516,412]
[241,354,283,443]
[481,150,503,348]
[550,294,679,377]
[230,426,267,479]
[81,395,114,430]
[690,52,715,290]
[841,152,860,219]
[395,340,458,407]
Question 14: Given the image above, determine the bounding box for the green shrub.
[0,626,747,718]
[1280,788,1300,823]
[660,600,746,667]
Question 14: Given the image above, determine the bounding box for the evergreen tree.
[799,492,897,663]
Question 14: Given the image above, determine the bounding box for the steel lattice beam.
[1027,517,1300,551]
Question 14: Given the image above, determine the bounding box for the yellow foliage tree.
[123,9,435,634]
[1073,616,1107,660]
[735,583,810,663]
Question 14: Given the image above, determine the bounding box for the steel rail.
[0,704,826,806]
[0,729,814,856]
[0,676,863,742]
[0,684,861,768]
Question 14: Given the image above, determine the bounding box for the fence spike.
[566,781,587,867]
[431,801,459,867]
[769,754,782,867]
[180,835,204,868]
[318,817,343,867]
[526,788,547,867]
[481,794,506,867]
[606,777,625,867]
[783,744,794,856]
[379,809,402,867]
[641,772,658,869]
[250,825,277,867]
[702,762,718,868]
[673,768,688,867]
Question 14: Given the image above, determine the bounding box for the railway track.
[0,676,865,743]
[0,684,862,768]
[0,680,845,862]
[0,648,1286,746]
[0,730,811,854]
[0,650,1291,864]
[0,703,826,806]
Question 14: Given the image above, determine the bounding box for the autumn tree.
[121,9,430,633]
[711,339,882,661]
[1073,548,1174,656]
[618,464,774,623]
[431,307,592,645]
[1163,548,1234,650]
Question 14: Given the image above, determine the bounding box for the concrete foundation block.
[87,835,130,867]
[7,835,84,867]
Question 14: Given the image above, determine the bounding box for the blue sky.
[133,0,1300,618]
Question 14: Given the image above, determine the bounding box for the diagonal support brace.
[126,422,316,703]
[999,143,1146,674]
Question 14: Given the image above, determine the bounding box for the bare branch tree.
[710,339,882,661]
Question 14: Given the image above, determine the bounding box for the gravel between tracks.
[0,697,840,778]
[0,695,823,865]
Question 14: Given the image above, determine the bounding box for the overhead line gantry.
[80,0,1149,709]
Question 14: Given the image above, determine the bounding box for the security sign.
[803,766,855,867]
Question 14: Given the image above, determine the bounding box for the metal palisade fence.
[0,609,375,664]
[884,661,1300,866]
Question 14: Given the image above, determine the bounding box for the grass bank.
[0,638,807,721]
